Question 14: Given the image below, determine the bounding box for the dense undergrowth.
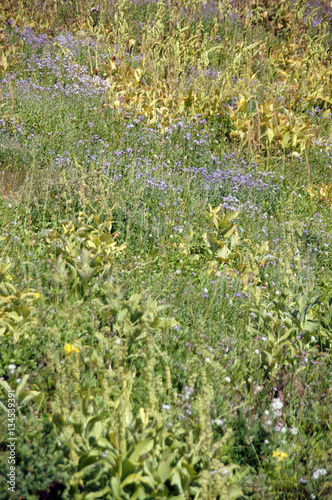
[0,0,331,498]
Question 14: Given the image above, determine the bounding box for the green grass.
[0,0,331,498]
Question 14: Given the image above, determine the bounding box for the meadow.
[0,0,331,498]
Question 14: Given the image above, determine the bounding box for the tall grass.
[0,1,331,498]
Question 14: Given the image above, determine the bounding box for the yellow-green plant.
[45,210,126,297]
[248,290,325,378]
[0,375,43,417]
[53,391,246,499]
[0,281,40,343]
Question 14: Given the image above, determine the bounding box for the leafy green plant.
[0,374,42,416]
[248,289,326,378]
[0,280,40,343]
[53,395,246,500]
[45,210,126,297]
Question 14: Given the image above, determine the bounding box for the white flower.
[289,427,298,435]
[162,404,170,411]
[311,336,316,342]
[254,385,263,394]
[8,364,16,375]
[312,468,327,480]
[205,357,211,363]
[224,377,231,383]
[175,269,181,275]
[264,439,270,444]
[183,386,194,400]
[214,419,223,427]
[264,410,269,416]
[114,338,121,345]
[271,398,283,417]
[254,349,260,355]
[16,378,21,384]
[204,288,208,294]
[8,203,12,208]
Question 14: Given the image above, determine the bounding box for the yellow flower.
[35,293,41,299]
[272,450,288,462]
[64,343,80,355]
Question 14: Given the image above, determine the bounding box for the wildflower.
[224,377,231,383]
[289,427,298,435]
[254,349,260,355]
[64,343,80,355]
[8,364,16,375]
[162,404,170,411]
[214,419,223,427]
[300,478,307,484]
[311,336,316,342]
[272,450,288,462]
[312,468,327,480]
[220,469,229,476]
[34,293,40,299]
[183,386,194,399]
[271,397,283,418]
[175,269,181,275]
[254,385,263,394]
[8,204,12,208]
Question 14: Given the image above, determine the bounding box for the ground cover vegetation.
[0,0,331,498]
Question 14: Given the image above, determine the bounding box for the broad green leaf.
[171,470,183,493]
[121,472,143,488]
[129,438,154,462]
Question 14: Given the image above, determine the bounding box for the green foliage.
[45,209,126,298]
[0,415,70,499]
[0,0,331,498]
[53,396,246,500]
[248,288,330,378]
